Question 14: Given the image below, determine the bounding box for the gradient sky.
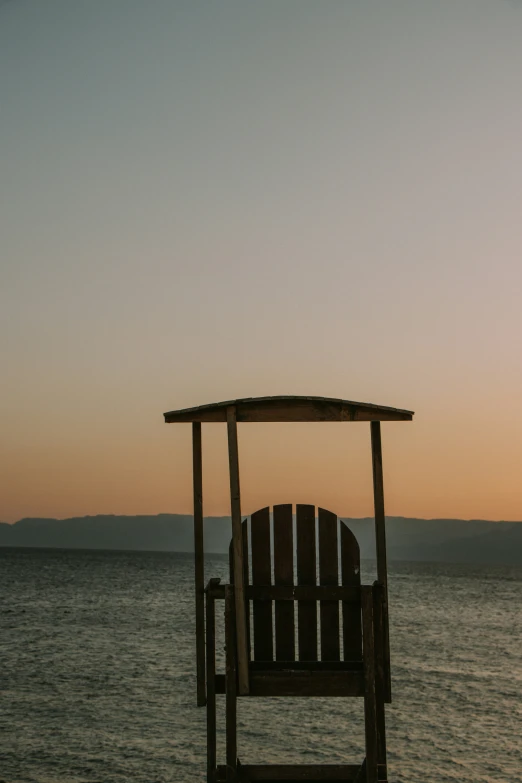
[2,0,522,523]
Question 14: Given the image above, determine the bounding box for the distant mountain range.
[1,514,521,565]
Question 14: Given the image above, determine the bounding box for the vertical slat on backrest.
[296,504,317,661]
[318,508,340,661]
[230,522,252,659]
[242,520,251,660]
[273,504,295,661]
[250,507,273,661]
[341,521,362,661]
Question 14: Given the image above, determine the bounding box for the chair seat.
[248,668,365,697]
[215,665,365,698]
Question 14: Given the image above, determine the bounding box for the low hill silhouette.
[1,514,521,565]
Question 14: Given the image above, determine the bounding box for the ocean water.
[0,548,520,783]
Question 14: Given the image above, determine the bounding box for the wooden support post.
[370,421,391,703]
[362,586,378,783]
[193,422,206,707]
[225,585,238,780]
[206,584,217,782]
[373,583,388,782]
[226,406,250,696]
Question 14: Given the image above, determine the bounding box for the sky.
[2,0,522,524]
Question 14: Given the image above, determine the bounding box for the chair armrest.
[205,577,226,599]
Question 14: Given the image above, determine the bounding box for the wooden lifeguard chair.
[164,396,414,783]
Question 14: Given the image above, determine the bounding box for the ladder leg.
[376,697,387,782]
[206,590,216,783]
[362,587,378,783]
[373,584,388,782]
[225,586,238,782]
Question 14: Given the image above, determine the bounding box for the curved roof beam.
[164,395,414,423]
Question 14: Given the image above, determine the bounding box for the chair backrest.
[230,504,362,663]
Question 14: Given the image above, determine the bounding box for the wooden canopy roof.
[164,396,414,423]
